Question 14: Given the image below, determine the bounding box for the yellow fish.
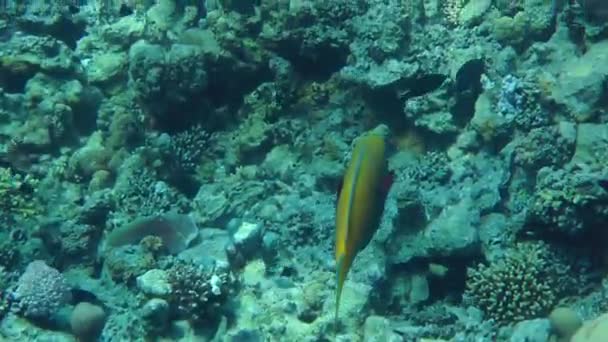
[334,129,393,330]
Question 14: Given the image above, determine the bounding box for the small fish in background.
[334,125,394,331]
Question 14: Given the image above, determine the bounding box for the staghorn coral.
[464,242,560,324]
[166,260,235,323]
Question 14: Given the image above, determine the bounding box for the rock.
[510,319,551,342]
[460,0,491,26]
[338,281,372,330]
[233,221,263,259]
[478,213,509,260]
[552,41,608,122]
[179,228,230,268]
[342,59,419,89]
[572,123,608,165]
[178,29,221,56]
[192,184,231,226]
[549,307,582,341]
[261,231,279,258]
[242,259,267,287]
[88,170,113,192]
[409,274,429,304]
[99,16,146,46]
[227,329,263,342]
[141,298,170,334]
[146,0,178,31]
[363,315,402,342]
[136,269,172,297]
[68,131,110,178]
[572,312,608,342]
[471,92,510,141]
[85,52,127,86]
[492,13,528,47]
[558,121,577,145]
[128,40,165,99]
[425,199,480,256]
[70,302,106,341]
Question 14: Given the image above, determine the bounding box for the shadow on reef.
[15,7,88,50]
[361,58,486,152]
[384,256,470,315]
[275,40,350,83]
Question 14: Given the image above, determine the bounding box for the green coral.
[0,167,42,225]
[464,242,559,324]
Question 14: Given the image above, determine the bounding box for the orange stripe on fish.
[334,131,393,332]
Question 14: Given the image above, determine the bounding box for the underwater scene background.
[0,0,608,341]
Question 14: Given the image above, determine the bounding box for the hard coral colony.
[0,0,606,341]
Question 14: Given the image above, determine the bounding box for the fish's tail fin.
[335,255,348,336]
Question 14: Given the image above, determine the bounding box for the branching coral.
[444,0,465,25]
[464,242,560,324]
[167,126,210,174]
[166,260,235,322]
[112,166,189,219]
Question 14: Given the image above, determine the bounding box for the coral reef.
[1,0,608,340]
